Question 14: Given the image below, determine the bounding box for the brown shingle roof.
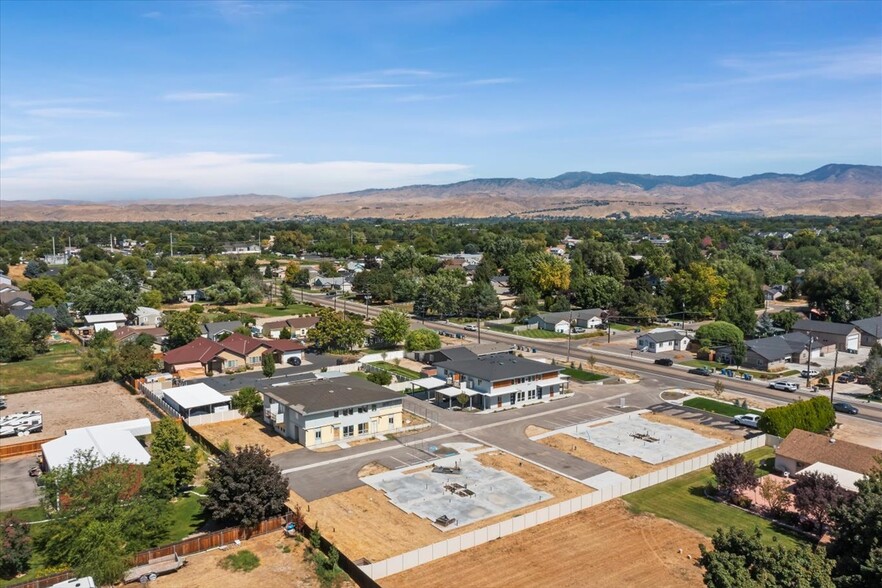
[219,333,269,357]
[286,316,319,329]
[163,337,225,365]
[263,339,306,352]
[776,429,881,474]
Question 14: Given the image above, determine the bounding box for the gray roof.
[745,337,796,361]
[201,320,243,339]
[263,376,403,414]
[852,316,882,337]
[465,343,515,356]
[780,331,822,352]
[10,306,56,322]
[529,309,603,325]
[793,319,858,336]
[639,330,686,344]
[435,355,561,382]
[435,347,479,362]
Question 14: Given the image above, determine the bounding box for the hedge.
[758,396,836,437]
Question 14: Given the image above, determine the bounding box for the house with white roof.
[636,329,690,353]
[41,418,152,471]
[83,313,128,334]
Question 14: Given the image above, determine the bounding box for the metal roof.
[42,426,151,471]
[162,383,230,411]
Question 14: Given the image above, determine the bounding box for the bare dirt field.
[539,413,741,478]
[194,417,299,456]
[382,499,705,588]
[150,531,355,588]
[288,450,590,562]
[0,382,157,446]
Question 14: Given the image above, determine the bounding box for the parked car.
[800,369,820,378]
[572,327,586,333]
[286,356,302,366]
[769,381,799,392]
[836,373,857,383]
[464,325,478,332]
[732,414,761,428]
[654,358,674,366]
[832,402,859,415]
[688,367,713,376]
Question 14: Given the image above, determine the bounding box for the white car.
[800,369,820,378]
[732,414,761,428]
[464,325,478,332]
[769,381,799,392]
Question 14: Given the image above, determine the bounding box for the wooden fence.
[6,571,76,588]
[0,437,58,460]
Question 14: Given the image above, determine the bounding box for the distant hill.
[2,164,880,221]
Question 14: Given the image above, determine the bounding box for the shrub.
[189,303,204,313]
[219,550,260,572]
[758,396,836,437]
[367,371,393,386]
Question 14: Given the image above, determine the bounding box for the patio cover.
[409,377,447,390]
[437,386,480,397]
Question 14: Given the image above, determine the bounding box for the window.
[314,429,322,441]
[358,406,367,413]
[528,389,537,400]
[225,360,236,368]
[388,416,394,425]
[333,410,339,418]
[371,404,377,411]
[358,423,368,435]
[342,425,354,437]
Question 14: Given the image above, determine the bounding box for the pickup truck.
[732,414,761,428]
[769,381,799,392]
[799,369,820,378]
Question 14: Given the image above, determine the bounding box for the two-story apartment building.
[432,354,568,410]
[262,376,404,448]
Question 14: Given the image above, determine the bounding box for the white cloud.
[463,77,519,86]
[0,134,36,144]
[26,108,120,119]
[0,150,471,200]
[162,92,238,102]
[140,11,162,19]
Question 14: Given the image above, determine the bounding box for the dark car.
[688,367,713,376]
[832,402,859,415]
[836,373,857,384]
[286,356,302,366]
[654,358,674,366]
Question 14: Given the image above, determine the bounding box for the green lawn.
[683,397,763,418]
[680,359,799,380]
[370,361,421,379]
[623,446,806,548]
[487,327,600,340]
[0,342,95,394]
[166,488,209,542]
[561,367,606,382]
[239,304,317,317]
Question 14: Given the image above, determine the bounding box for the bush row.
[758,396,835,437]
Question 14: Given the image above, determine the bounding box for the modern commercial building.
[262,376,404,448]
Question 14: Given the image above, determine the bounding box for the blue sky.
[1,0,880,200]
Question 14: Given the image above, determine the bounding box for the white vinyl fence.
[359,434,769,580]
[139,384,181,419]
[185,410,243,427]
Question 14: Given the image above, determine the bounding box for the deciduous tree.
[372,309,410,347]
[261,352,276,378]
[162,310,203,349]
[828,462,882,587]
[146,418,198,496]
[0,316,34,362]
[792,471,850,533]
[405,328,441,352]
[711,452,758,501]
[117,340,158,379]
[0,516,32,578]
[232,387,263,416]
[204,445,289,527]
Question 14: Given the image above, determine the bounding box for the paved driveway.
[0,455,41,511]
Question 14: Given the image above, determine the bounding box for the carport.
[435,386,480,409]
[162,383,231,418]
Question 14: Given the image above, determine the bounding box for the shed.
[162,383,231,418]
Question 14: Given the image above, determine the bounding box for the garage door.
[846,334,859,351]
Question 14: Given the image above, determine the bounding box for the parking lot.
[0,455,41,511]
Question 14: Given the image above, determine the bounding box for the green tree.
[828,462,882,587]
[203,280,242,305]
[36,451,171,586]
[758,396,836,437]
[695,321,744,348]
[54,302,74,331]
[572,275,623,309]
[117,341,158,379]
[70,279,138,315]
[0,516,32,578]
[534,254,571,295]
[372,309,410,347]
[730,340,747,367]
[307,308,366,352]
[0,315,34,362]
[669,262,728,318]
[318,260,337,277]
[367,371,393,386]
[803,262,882,322]
[26,311,55,354]
[147,418,198,496]
[863,344,882,399]
[151,271,187,303]
[405,328,441,352]
[162,311,203,349]
[204,445,289,527]
[280,283,295,307]
[699,528,834,588]
[279,326,292,340]
[139,289,163,309]
[82,330,121,381]
[23,278,66,306]
[232,386,263,416]
[261,353,276,378]
[771,310,800,333]
[714,259,761,336]
[420,269,467,317]
[460,281,501,318]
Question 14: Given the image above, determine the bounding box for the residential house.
[262,375,404,448]
[182,289,205,303]
[636,329,690,353]
[851,315,882,347]
[83,313,128,334]
[0,289,34,312]
[774,429,881,491]
[42,253,69,266]
[432,355,567,410]
[133,306,162,327]
[0,272,12,287]
[112,326,167,355]
[262,338,306,365]
[221,242,261,255]
[162,383,231,419]
[41,419,152,471]
[201,320,243,341]
[10,305,57,323]
[262,316,319,339]
[762,285,786,303]
[313,276,352,293]
[526,309,604,334]
[215,333,270,372]
[716,332,821,371]
[792,319,860,352]
[163,337,227,376]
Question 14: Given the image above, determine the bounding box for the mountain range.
[2,164,880,222]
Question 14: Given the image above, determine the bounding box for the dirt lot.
[0,382,157,446]
[194,417,299,456]
[287,449,590,562]
[151,531,356,588]
[382,499,704,588]
[539,413,742,478]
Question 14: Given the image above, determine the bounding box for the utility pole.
[170,233,174,257]
[830,348,839,403]
[566,310,574,363]
[51,235,56,258]
[477,311,481,344]
[806,331,814,390]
